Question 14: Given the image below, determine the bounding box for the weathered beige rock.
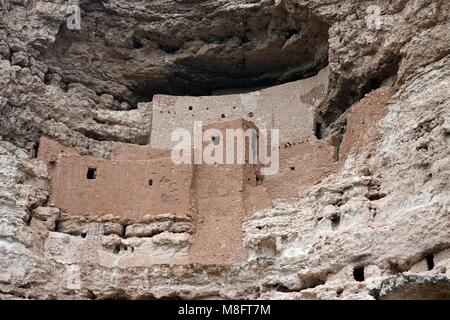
[31,207,60,231]
[124,222,173,238]
[102,222,123,237]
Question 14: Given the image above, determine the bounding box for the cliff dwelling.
[32,67,343,265]
[1,0,449,301]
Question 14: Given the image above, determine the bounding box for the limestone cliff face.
[0,0,449,299]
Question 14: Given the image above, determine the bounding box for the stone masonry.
[36,69,338,264]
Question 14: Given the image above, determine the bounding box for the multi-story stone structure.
[37,68,337,264]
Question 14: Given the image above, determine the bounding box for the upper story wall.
[201,119,260,167]
[50,155,194,220]
[150,67,329,149]
[38,137,194,220]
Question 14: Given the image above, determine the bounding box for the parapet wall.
[150,67,329,149]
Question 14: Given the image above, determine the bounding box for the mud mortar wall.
[38,138,194,220]
[150,68,329,149]
[50,156,194,220]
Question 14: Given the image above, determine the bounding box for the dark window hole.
[132,37,143,49]
[84,130,105,141]
[426,254,435,271]
[331,215,340,228]
[274,284,291,293]
[256,175,263,185]
[54,220,61,232]
[366,192,387,201]
[44,71,52,85]
[353,266,365,282]
[188,106,193,111]
[315,122,323,140]
[31,141,40,159]
[389,262,402,274]
[221,114,226,119]
[289,166,295,171]
[159,44,179,54]
[87,167,97,180]
[112,244,120,254]
[149,179,153,186]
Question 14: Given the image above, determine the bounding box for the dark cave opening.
[30,141,40,159]
[426,254,435,271]
[132,37,144,50]
[353,266,365,282]
[40,4,330,107]
[319,56,401,129]
[315,122,323,140]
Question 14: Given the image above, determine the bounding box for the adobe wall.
[339,87,394,161]
[37,136,80,163]
[38,138,194,221]
[189,164,248,264]
[264,140,337,201]
[202,119,260,166]
[189,119,266,264]
[150,67,329,149]
[111,143,171,161]
[50,156,194,220]
[37,136,80,178]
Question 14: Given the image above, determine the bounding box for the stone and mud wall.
[150,67,329,148]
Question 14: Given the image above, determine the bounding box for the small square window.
[353,266,365,282]
[87,167,97,180]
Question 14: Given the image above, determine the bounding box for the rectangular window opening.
[315,122,323,140]
[87,167,97,180]
[426,254,435,270]
[353,266,365,282]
